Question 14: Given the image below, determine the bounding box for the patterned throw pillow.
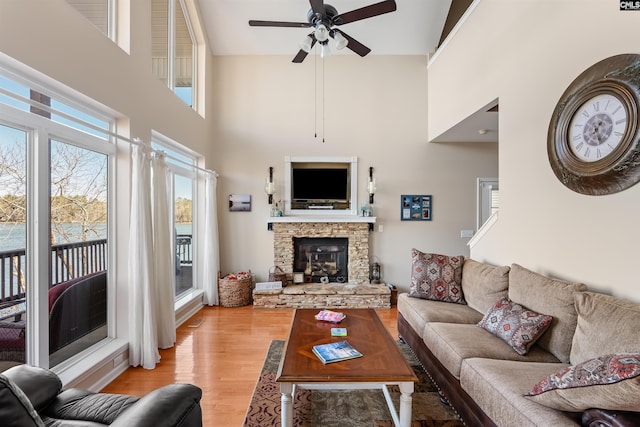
[408,249,466,304]
[526,353,640,412]
[477,297,552,355]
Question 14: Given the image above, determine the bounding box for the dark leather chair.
[0,364,202,426]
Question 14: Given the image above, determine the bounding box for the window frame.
[0,66,118,371]
[151,131,199,303]
[153,0,199,110]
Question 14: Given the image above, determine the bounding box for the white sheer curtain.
[152,153,176,349]
[202,172,220,305]
[128,142,160,369]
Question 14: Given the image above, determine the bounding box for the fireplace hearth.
[294,237,348,283]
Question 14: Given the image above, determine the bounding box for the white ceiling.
[196,0,498,143]
[197,0,452,57]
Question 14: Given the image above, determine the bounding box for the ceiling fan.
[248,0,397,63]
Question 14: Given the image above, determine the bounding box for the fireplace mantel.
[268,216,376,231]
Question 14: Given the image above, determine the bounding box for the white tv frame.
[284,156,358,216]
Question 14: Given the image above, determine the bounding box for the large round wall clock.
[548,54,640,195]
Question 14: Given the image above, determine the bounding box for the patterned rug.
[242,340,465,427]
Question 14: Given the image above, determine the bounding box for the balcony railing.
[176,234,192,265]
[0,239,107,303]
[1,235,194,303]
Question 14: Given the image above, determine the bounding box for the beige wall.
[211,55,498,289]
[429,0,640,301]
[0,1,499,297]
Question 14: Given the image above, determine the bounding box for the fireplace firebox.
[293,237,348,283]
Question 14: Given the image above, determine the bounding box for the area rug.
[243,340,464,427]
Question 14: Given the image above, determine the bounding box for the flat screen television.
[291,165,350,209]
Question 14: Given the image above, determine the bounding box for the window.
[0,124,28,365]
[152,134,198,299]
[49,140,108,367]
[152,0,196,108]
[65,0,115,40]
[0,70,115,368]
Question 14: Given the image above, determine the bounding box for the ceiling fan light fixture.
[320,42,331,58]
[300,35,313,53]
[314,24,329,42]
[333,32,348,50]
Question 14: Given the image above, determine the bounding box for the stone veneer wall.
[273,222,371,285]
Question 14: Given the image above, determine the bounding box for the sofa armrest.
[582,408,640,427]
[110,384,202,427]
[2,365,61,412]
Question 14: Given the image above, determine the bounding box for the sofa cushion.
[460,358,580,427]
[422,322,559,379]
[397,293,483,338]
[461,259,510,314]
[477,297,553,356]
[508,263,587,363]
[526,353,640,412]
[571,292,640,365]
[408,249,465,304]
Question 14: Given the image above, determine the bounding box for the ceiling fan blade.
[333,0,397,25]
[309,0,324,16]
[333,30,371,57]
[293,35,317,63]
[249,20,311,28]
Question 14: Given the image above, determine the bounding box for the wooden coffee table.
[276,308,418,427]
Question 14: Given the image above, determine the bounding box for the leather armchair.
[0,364,202,427]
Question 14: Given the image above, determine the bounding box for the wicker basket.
[268,265,287,286]
[218,271,252,307]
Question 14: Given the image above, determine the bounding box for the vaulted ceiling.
[196,0,496,143]
[197,0,453,57]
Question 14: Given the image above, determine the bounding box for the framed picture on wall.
[401,195,432,221]
[229,194,251,212]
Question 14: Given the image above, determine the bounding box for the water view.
[0,222,192,253]
[0,223,108,253]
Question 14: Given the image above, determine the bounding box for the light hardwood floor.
[101,305,399,427]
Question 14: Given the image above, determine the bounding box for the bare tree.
[0,137,107,285]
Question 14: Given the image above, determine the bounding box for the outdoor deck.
[0,234,194,364]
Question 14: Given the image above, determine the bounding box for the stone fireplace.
[254,218,389,309]
[272,220,371,285]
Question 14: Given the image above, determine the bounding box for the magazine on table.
[312,340,363,364]
[315,309,346,323]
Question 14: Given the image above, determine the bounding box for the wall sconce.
[265,166,275,204]
[368,167,376,204]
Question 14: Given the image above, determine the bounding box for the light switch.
[460,229,475,238]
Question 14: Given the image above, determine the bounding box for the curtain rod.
[130,137,218,177]
[0,86,218,178]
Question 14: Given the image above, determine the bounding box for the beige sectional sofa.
[397,253,640,427]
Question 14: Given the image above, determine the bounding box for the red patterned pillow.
[526,353,640,411]
[477,297,552,355]
[408,249,466,304]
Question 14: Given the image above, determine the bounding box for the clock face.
[568,93,628,162]
[547,54,640,195]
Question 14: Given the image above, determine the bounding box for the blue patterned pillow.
[408,249,466,304]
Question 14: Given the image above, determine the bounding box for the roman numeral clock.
[548,54,640,195]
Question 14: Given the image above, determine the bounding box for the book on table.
[312,340,363,364]
[331,327,347,337]
[315,309,346,323]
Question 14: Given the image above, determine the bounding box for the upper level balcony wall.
[426,0,640,301]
